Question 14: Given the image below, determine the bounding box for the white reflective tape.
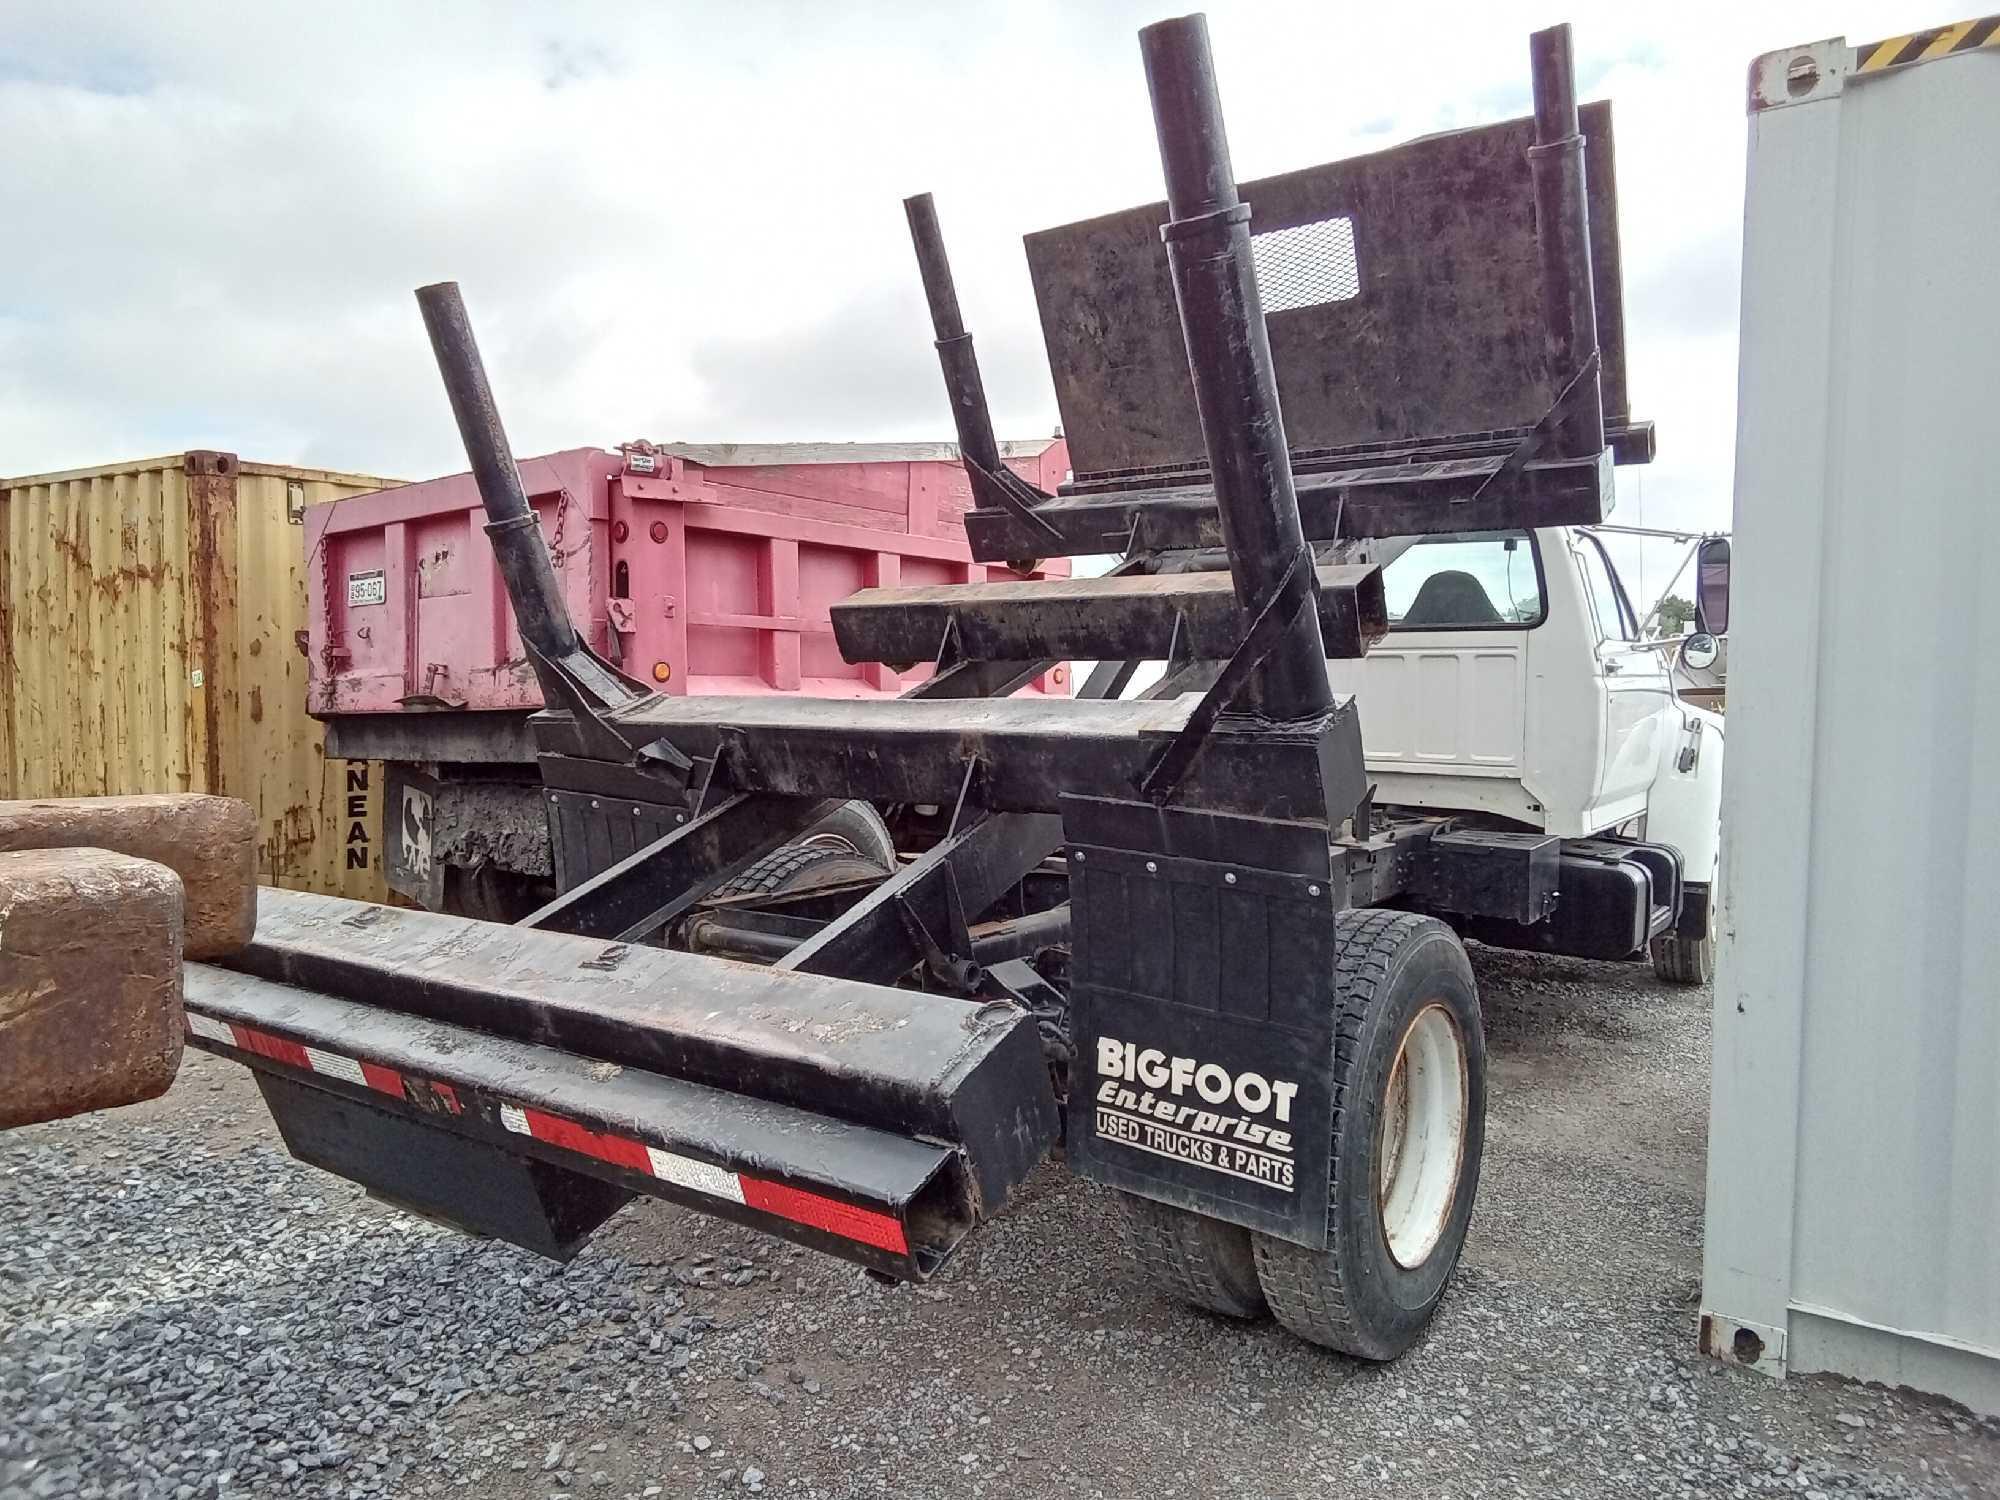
[302,1046,367,1086]
[185,1011,236,1045]
[644,1146,746,1204]
[499,1103,530,1137]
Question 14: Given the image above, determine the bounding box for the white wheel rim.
[1377,1002,1468,1270]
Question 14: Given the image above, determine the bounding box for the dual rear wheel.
[1117,908,1485,1360]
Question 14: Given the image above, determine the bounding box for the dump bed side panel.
[308,443,1071,715]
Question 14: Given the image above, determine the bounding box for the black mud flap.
[1060,796,1336,1250]
[381,762,443,909]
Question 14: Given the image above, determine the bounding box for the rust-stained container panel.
[0,453,397,902]
[1,460,203,798]
[229,461,397,900]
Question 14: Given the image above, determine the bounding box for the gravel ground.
[4,948,1996,1500]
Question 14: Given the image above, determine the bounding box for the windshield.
[1380,530,1544,630]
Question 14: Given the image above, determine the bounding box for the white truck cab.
[1328,526,1727,981]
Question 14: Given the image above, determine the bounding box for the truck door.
[1574,532,1671,827]
[1327,530,1538,803]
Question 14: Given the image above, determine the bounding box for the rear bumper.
[187,889,1060,1278]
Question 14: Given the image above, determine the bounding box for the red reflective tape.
[233,1025,311,1071]
[358,1060,405,1098]
[738,1176,909,1255]
[522,1108,654,1174]
[199,1011,459,1116]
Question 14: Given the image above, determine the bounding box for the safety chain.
[546,489,574,569]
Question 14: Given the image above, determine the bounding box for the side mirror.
[1694,537,1731,636]
[1680,633,1720,672]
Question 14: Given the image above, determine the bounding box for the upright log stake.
[1137,14,1333,722]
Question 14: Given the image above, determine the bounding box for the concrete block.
[0,847,184,1128]
[0,794,255,959]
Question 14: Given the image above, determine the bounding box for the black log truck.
[182,15,1683,1359]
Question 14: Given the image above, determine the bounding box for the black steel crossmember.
[1060,419,1655,496]
[962,450,1609,562]
[777,811,1064,987]
[524,792,838,941]
[529,693,1363,826]
[907,658,1051,699]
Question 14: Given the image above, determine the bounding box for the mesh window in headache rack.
[1249,216,1360,313]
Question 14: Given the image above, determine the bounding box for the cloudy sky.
[0,0,1930,604]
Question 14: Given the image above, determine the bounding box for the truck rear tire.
[1117,1193,1268,1320]
[800,801,898,873]
[710,842,888,900]
[1648,888,1712,992]
[1252,909,1485,1360]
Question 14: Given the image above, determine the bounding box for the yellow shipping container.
[0,451,399,900]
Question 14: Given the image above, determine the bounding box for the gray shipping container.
[1702,24,1999,1413]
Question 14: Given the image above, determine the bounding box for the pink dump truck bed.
[307,440,1072,716]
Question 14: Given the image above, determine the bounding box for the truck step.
[830,562,1386,668]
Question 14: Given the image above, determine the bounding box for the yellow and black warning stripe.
[1855,14,2000,74]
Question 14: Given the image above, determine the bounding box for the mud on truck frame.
[184,16,1686,1359]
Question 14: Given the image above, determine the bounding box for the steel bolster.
[525,692,1366,826]
[960,453,1611,561]
[829,563,1387,668]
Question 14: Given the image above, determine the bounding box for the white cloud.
[0,0,1933,609]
